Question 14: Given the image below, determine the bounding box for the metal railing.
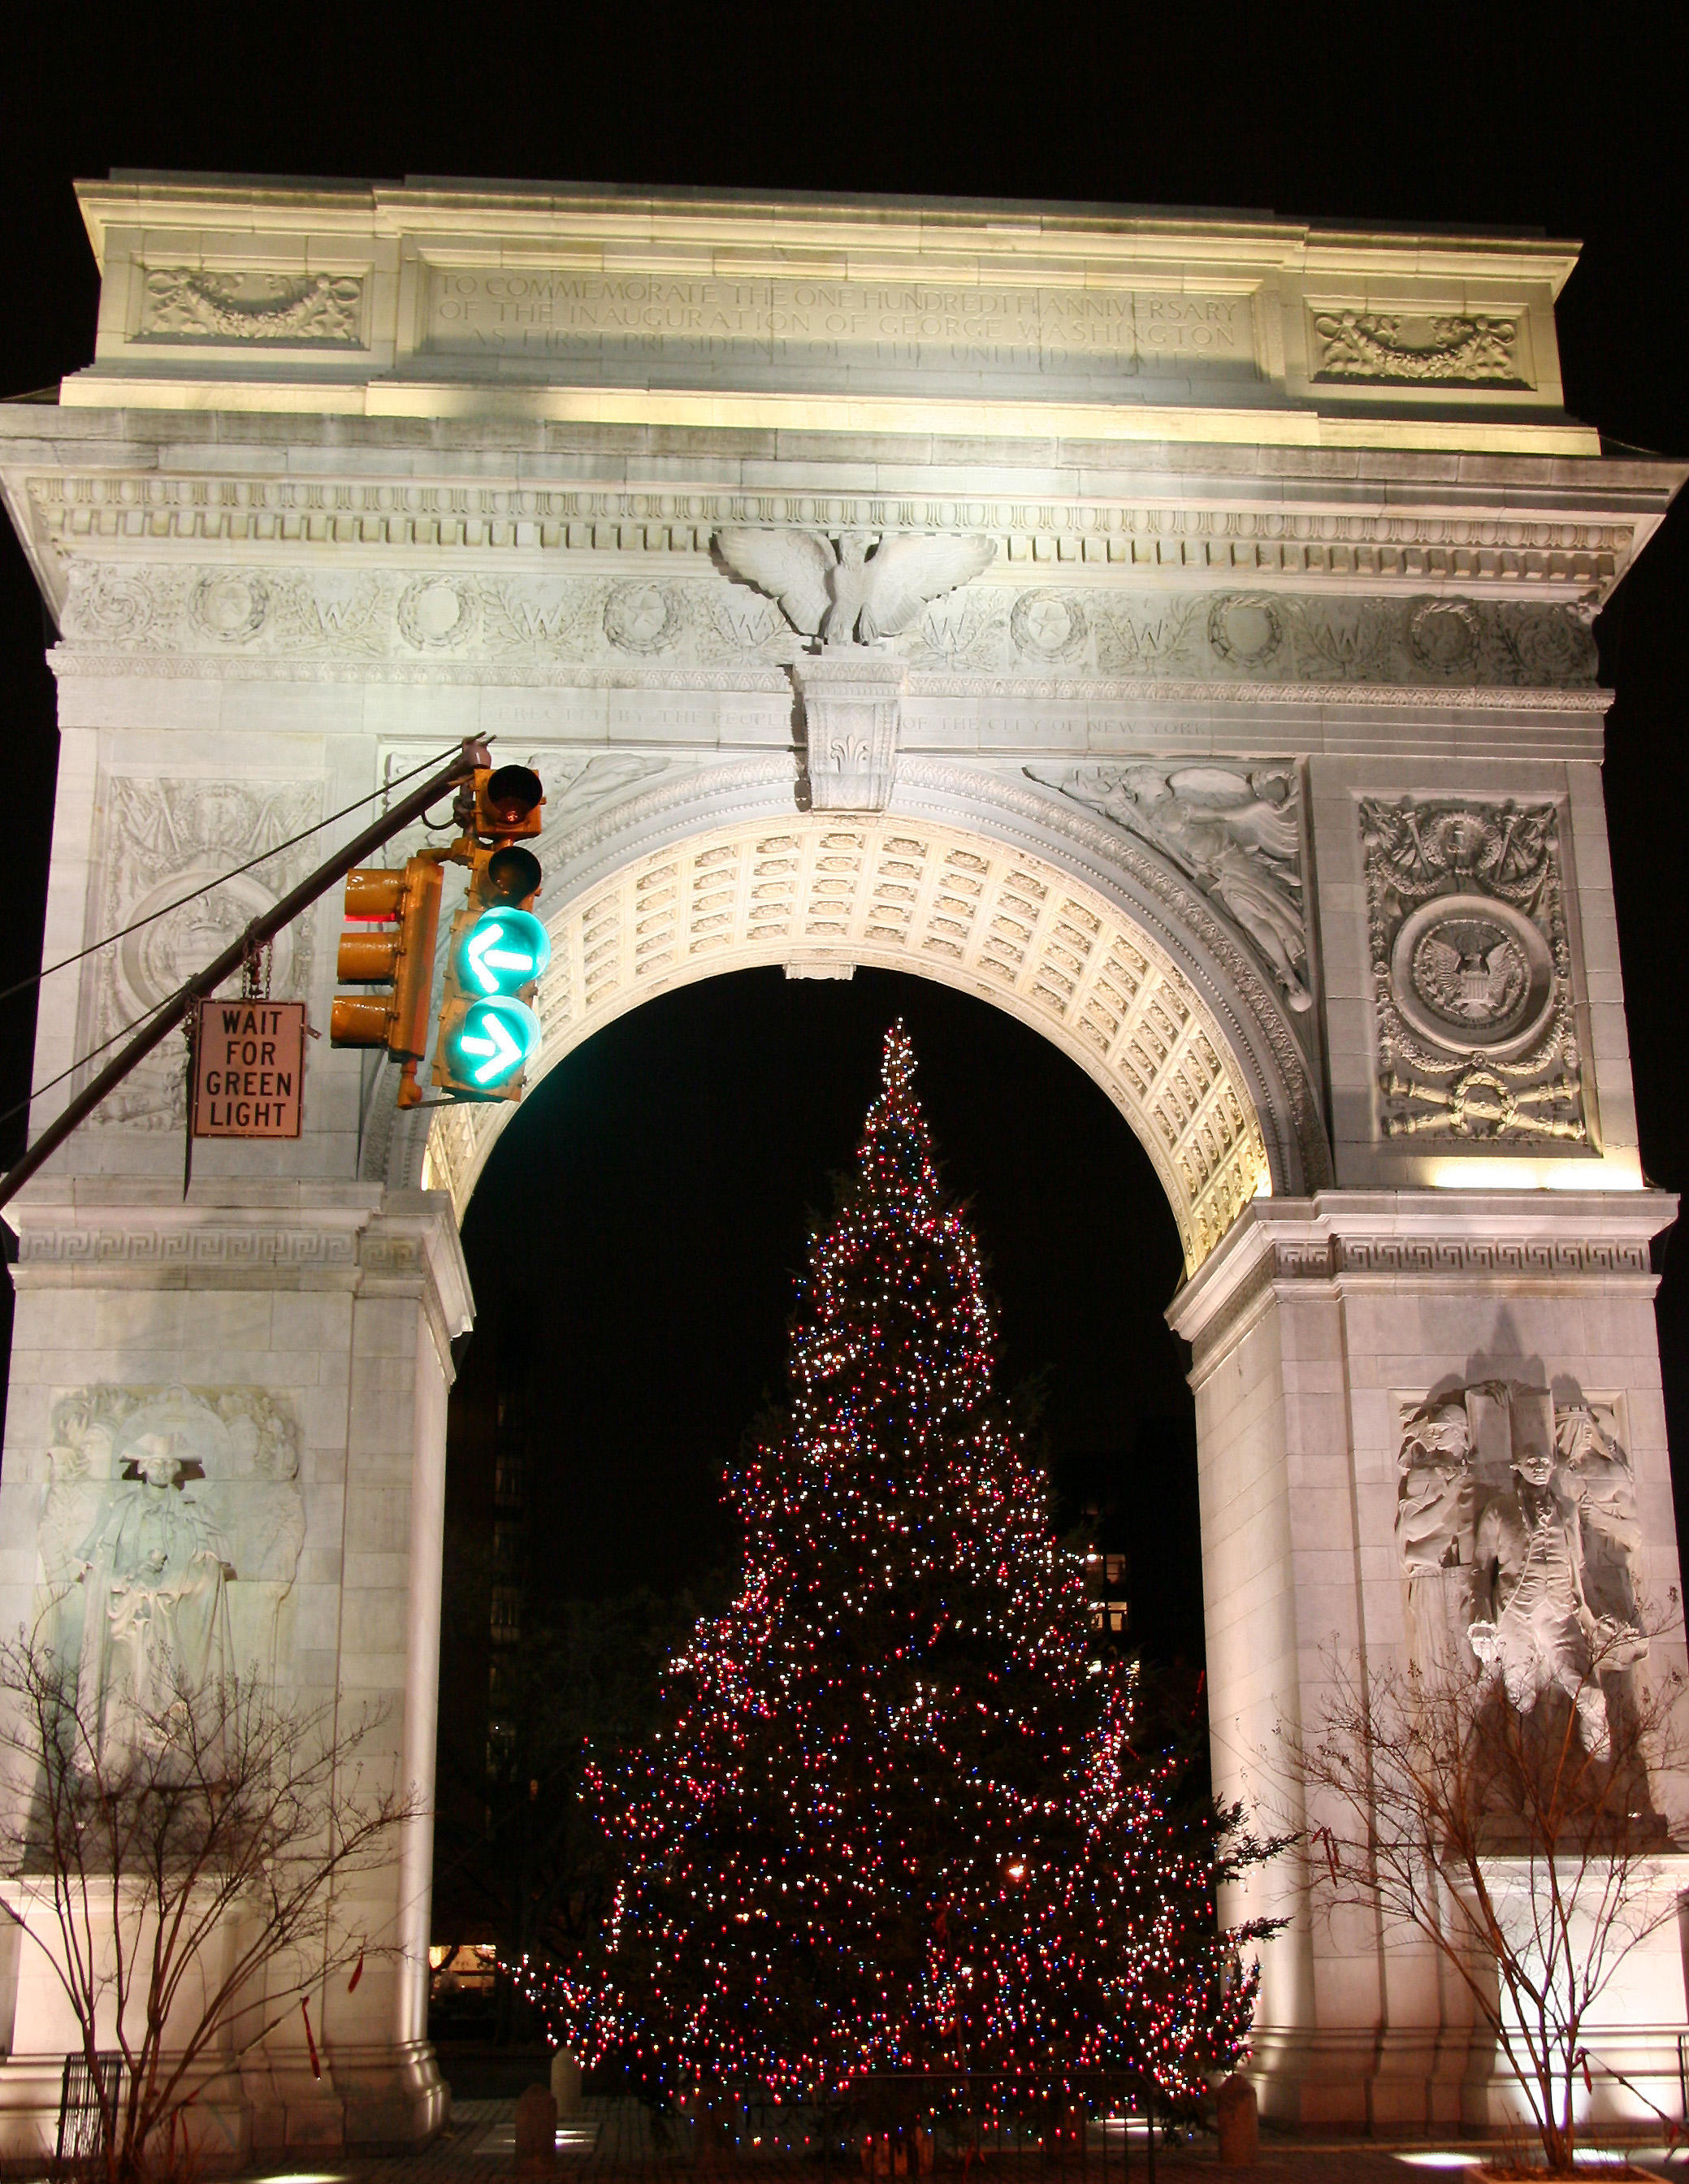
[672,2069,1178,2179]
[54,2052,121,2175]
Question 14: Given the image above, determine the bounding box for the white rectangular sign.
[192,999,305,1138]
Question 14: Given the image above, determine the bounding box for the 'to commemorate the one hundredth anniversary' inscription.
[423,271,1256,376]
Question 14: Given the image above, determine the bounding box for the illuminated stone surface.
[0,177,1684,2147]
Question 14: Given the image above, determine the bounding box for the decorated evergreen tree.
[531,1024,1275,2101]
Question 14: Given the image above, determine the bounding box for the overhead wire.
[0,990,184,1133]
[0,741,469,1131]
[0,742,465,1012]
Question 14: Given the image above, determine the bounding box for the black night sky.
[2,11,1687,1680]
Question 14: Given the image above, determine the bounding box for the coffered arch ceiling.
[413,767,1329,1275]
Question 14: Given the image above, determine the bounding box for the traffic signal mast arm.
[0,739,492,1213]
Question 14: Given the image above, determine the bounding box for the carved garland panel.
[136,267,367,346]
[421,816,1271,1272]
[1361,796,1588,1148]
[1309,309,1531,387]
[79,774,322,1130]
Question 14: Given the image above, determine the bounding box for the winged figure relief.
[714,529,997,645]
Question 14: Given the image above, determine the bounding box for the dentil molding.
[15,474,1643,600]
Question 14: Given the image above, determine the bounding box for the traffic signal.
[460,762,545,847]
[329,856,444,1059]
[431,765,548,1101]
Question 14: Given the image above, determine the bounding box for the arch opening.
[422,810,1284,1273]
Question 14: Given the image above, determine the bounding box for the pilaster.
[0,1184,470,2156]
[1170,1188,1686,2130]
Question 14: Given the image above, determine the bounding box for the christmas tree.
[529,1023,1272,2102]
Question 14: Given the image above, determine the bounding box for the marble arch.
[404,773,1327,1272]
[1,176,1687,2155]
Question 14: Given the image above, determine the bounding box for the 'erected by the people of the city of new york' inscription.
[422,270,1258,386]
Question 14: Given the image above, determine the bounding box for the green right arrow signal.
[449,996,541,1089]
[459,907,551,998]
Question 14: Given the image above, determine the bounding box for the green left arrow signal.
[459,908,551,998]
[449,996,540,1089]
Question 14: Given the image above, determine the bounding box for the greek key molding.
[11,1221,362,1275]
[1168,1191,1675,1363]
[1181,1229,1660,1372]
[24,474,1631,593]
[1272,1235,1653,1282]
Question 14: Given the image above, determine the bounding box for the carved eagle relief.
[715,529,996,645]
[1414,934,1527,1024]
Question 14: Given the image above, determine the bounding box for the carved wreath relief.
[58,558,1597,691]
[1361,797,1587,1145]
[83,776,321,1129]
[39,1385,306,1767]
[1029,763,1311,1015]
[1395,1381,1645,1757]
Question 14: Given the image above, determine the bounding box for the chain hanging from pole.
[240,938,273,1003]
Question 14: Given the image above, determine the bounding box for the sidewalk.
[252,2100,1679,2184]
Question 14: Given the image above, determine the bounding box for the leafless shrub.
[0,1627,415,2184]
[1281,1614,1683,2175]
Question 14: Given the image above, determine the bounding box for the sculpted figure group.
[1394,1380,1648,1756]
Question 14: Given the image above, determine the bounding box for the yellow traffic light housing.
[458,763,544,846]
[430,772,548,1103]
[329,856,444,1061]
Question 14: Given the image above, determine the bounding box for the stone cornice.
[5,1198,373,1285]
[356,1190,475,1376]
[2,1188,474,1367]
[4,419,1678,605]
[1168,1188,1678,1366]
[25,492,1634,598]
[73,177,1584,286]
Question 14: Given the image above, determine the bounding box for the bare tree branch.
[1280,1614,1683,2174]
[0,1629,417,2184]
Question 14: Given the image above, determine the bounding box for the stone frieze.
[58,561,1600,691]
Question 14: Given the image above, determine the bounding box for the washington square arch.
[0,171,1686,2154]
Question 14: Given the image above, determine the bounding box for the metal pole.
[0,739,487,1213]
